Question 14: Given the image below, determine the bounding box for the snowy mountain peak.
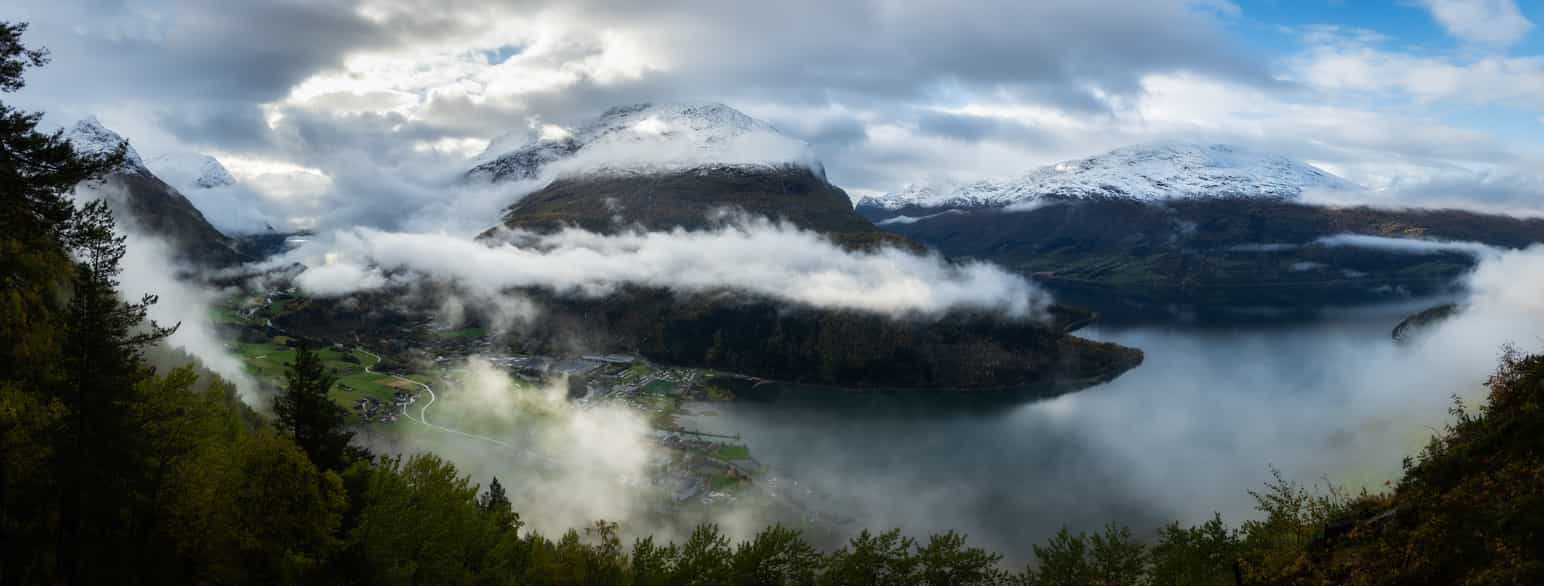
[147,152,238,190]
[65,116,149,174]
[859,142,1355,210]
[469,102,817,182]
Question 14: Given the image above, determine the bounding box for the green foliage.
[273,341,357,471]
[1234,469,1353,581]
[823,529,920,586]
[1149,515,1239,586]
[730,525,822,586]
[1269,349,1544,585]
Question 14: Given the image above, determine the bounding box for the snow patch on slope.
[860,142,1355,210]
[67,118,276,234]
[65,116,149,174]
[147,152,238,190]
[469,102,817,182]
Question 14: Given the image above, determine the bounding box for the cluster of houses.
[353,396,398,423]
[351,389,419,424]
[649,430,757,506]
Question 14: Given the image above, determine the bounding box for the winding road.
[357,348,513,448]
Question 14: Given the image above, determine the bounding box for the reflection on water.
[677,306,1488,561]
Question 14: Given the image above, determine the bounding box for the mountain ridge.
[147,152,237,191]
[468,102,819,183]
[64,117,250,266]
[858,142,1354,210]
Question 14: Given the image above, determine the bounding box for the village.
[215,291,814,515]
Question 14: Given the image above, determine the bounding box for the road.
[357,348,513,448]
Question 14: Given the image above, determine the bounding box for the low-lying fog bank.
[677,271,1541,560]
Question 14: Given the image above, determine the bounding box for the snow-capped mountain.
[469,102,817,182]
[147,152,237,191]
[60,117,250,264]
[65,116,150,174]
[859,142,1354,210]
[146,152,279,234]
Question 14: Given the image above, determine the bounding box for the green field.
[714,444,751,461]
[207,305,246,325]
[234,340,409,419]
[643,379,677,395]
[434,326,485,339]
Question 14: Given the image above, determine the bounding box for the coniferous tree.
[478,476,522,532]
[272,341,353,471]
[1,20,180,585]
[0,20,125,390]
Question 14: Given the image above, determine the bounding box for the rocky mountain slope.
[65,117,249,266]
[472,103,905,250]
[481,165,915,251]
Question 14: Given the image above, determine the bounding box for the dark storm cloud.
[154,104,275,153]
[13,1,372,104]
[911,110,1058,146]
[803,117,870,150]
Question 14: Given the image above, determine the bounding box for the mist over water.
[677,311,1507,561]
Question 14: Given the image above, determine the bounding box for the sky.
[9,0,1544,230]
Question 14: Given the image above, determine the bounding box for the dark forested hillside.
[861,198,1544,323]
[274,286,1140,394]
[480,164,918,252]
[91,170,252,266]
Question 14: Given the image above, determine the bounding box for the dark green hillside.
[95,171,251,266]
[274,287,1140,394]
[862,199,1544,323]
[481,165,918,252]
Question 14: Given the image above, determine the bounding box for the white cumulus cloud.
[1418,0,1534,46]
[290,218,1050,319]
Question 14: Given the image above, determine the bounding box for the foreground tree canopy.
[2,21,1539,585]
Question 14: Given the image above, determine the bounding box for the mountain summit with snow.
[65,116,150,174]
[147,152,237,191]
[469,102,817,182]
[858,142,1354,210]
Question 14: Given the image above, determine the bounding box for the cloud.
[72,183,261,400]
[1315,233,1497,257]
[1417,0,1534,46]
[290,218,1050,318]
[10,0,1275,215]
[688,244,1544,559]
[1290,41,1544,108]
[16,0,1544,237]
[360,358,660,538]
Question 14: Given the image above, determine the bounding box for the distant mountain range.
[856,143,1544,324]
[75,105,1544,331]
[858,142,1354,210]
